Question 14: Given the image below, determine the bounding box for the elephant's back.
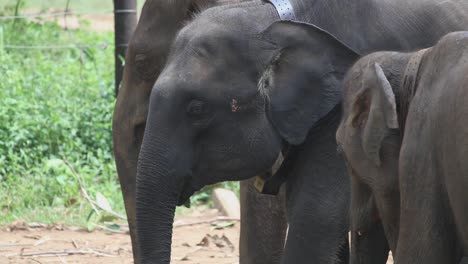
[305,0,468,54]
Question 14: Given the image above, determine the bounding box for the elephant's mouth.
[177,176,202,206]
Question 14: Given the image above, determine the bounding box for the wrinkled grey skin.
[113,0,468,263]
[337,32,468,263]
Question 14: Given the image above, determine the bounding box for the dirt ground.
[0,209,240,264]
[21,9,116,32]
[0,208,394,264]
[57,14,115,32]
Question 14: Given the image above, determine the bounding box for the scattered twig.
[62,158,126,220]
[176,247,203,261]
[93,224,127,234]
[19,249,117,258]
[71,239,78,249]
[89,200,126,220]
[62,159,98,214]
[34,239,47,247]
[90,199,126,220]
[57,254,67,264]
[174,216,240,228]
[0,243,34,247]
[85,249,118,258]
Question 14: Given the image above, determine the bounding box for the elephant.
[112,1,289,264]
[336,31,468,263]
[112,0,468,263]
[112,1,289,263]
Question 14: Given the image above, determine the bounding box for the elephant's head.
[336,53,413,263]
[134,2,358,262]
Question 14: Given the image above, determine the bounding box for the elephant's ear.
[258,21,360,145]
[351,63,398,166]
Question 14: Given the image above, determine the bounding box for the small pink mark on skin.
[231,98,241,112]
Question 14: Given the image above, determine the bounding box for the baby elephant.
[336,31,468,264]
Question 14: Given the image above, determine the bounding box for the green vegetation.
[0,2,239,227]
[0,12,120,226]
[0,0,145,13]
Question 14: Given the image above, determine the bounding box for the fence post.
[0,26,4,56]
[113,0,137,97]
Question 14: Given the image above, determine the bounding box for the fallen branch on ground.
[174,216,240,228]
[62,159,126,220]
[19,249,117,258]
[93,224,127,234]
[0,243,34,247]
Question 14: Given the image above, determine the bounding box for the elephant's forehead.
[157,66,257,97]
[155,6,270,100]
[163,33,260,96]
[156,56,258,101]
[174,21,250,57]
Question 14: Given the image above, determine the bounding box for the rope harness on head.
[398,48,428,132]
[254,145,297,195]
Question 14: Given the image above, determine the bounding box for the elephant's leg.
[395,218,453,263]
[395,162,457,264]
[114,151,139,262]
[239,178,288,264]
[395,202,455,264]
[282,171,350,264]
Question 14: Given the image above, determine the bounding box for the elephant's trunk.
[136,122,193,263]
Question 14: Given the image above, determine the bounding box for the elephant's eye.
[186,100,209,117]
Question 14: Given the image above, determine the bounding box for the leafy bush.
[0,5,240,226]
[0,16,121,225]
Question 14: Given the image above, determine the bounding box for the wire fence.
[0,10,112,20]
[0,5,136,50]
[2,44,109,49]
[0,9,136,20]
